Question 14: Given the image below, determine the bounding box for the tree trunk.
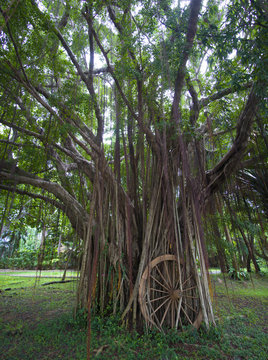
[75,150,216,331]
[238,226,260,274]
[246,255,251,273]
[37,225,47,271]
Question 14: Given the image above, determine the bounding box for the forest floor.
[0,270,267,360]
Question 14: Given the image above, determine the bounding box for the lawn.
[0,269,79,278]
[0,271,267,359]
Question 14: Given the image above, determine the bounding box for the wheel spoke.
[150,296,171,316]
[163,261,172,287]
[183,294,198,299]
[175,269,185,289]
[172,261,176,288]
[175,278,181,289]
[182,274,192,287]
[183,285,197,292]
[160,299,172,326]
[151,274,170,291]
[182,300,197,313]
[150,287,169,294]
[150,294,169,303]
[181,305,193,325]
[156,264,171,288]
[146,299,163,330]
[171,300,175,328]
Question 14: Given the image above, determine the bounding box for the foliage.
[0,249,38,269]
[228,267,250,281]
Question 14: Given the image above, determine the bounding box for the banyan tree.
[0,0,266,332]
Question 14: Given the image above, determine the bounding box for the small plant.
[3,320,23,336]
[68,308,88,328]
[228,268,249,280]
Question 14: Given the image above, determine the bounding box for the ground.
[0,270,267,359]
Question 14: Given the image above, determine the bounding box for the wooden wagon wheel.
[138,255,202,331]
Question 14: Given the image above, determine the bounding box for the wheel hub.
[169,288,181,300]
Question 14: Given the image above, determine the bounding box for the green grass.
[0,275,78,289]
[0,271,267,359]
[212,272,268,300]
[1,269,79,277]
[234,285,268,298]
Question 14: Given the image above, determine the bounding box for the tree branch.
[33,83,101,156]
[52,26,104,144]
[0,161,90,238]
[0,184,65,212]
[3,64,102,160]
[186,76,200,126]
[0,5,29,84]
[171,0,202,123]
[0,161,85,214]
[30,2,105,145]
[0,138,42,149]
[0,0,21,33]
[205,86,259,196]
[200,82,253,108]
[91,25,158,153]
[0,119,44,140]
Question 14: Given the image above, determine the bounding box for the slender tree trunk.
[37,225,47,271]
[246,255,251,273]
